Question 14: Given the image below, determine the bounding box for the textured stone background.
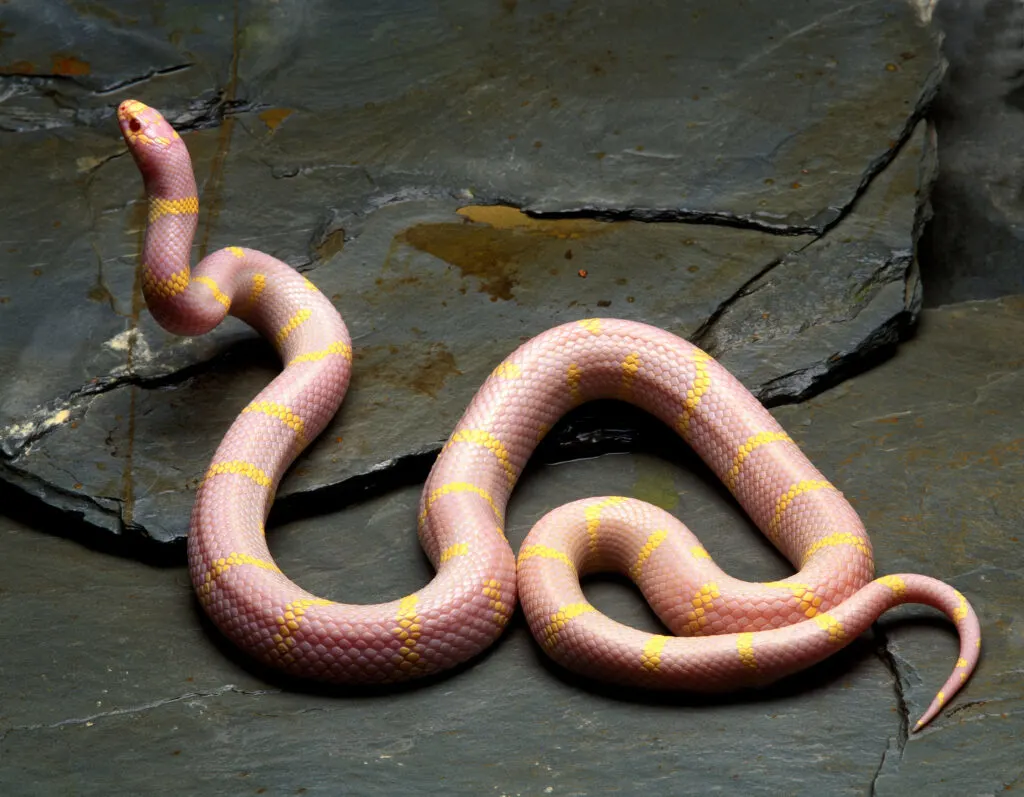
[1,1,1021,794]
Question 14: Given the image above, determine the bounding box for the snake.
[117,99,980,731]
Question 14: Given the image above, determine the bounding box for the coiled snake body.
[118,100,979,730]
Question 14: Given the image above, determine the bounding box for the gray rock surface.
[919,0,1024,305]
[0,0,938,543]
[3,2,1020,794]
[2,297,1020,795]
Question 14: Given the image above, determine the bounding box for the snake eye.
[128,117,141,133]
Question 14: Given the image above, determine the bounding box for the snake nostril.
[128,117,141,133]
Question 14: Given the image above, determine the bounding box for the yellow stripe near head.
[148,196,199,222]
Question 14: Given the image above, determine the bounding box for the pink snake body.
[118,100,980,730]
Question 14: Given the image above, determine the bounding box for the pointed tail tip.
[911,702,941,733]
[897,574,982,732]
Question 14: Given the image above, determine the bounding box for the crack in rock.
[0,81,265,134]
[869,626,911,795]
[521,61,943,239]
[91,64,194,97]
[522,205,821,236]
[0,684,280,744]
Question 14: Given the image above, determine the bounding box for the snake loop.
[118,100,979,730]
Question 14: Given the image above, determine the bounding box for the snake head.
[117,99,181,152]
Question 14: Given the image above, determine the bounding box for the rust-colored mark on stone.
[259,107,294,132]
[87,282,114,305]
[316,228,345,261]
[455,205,605,236]
[0,60,35,74]
[395,205,612,302]
[51,54,91,75]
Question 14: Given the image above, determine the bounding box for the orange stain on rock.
[396,206,612,302]
[51,54,90,75]
[259,107,294,132]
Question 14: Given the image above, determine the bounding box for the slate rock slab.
[1,297,1019,795]
[1,0,940,228]
[920,0,1024,305]
[3,122,929,543]
[0,0,941,544]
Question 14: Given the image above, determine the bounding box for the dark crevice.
[946,698,991,718]
[869,625,911,795]
[689,256,788,353]
[0,64,190,98]
[820,60,943,235]
[166,93,269,134]
[269,448,440,528]
[520,204,820,236]
[520,59,942,241]
[755,308,913,409]
[92,63,194,96]
[0,81,264,135]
